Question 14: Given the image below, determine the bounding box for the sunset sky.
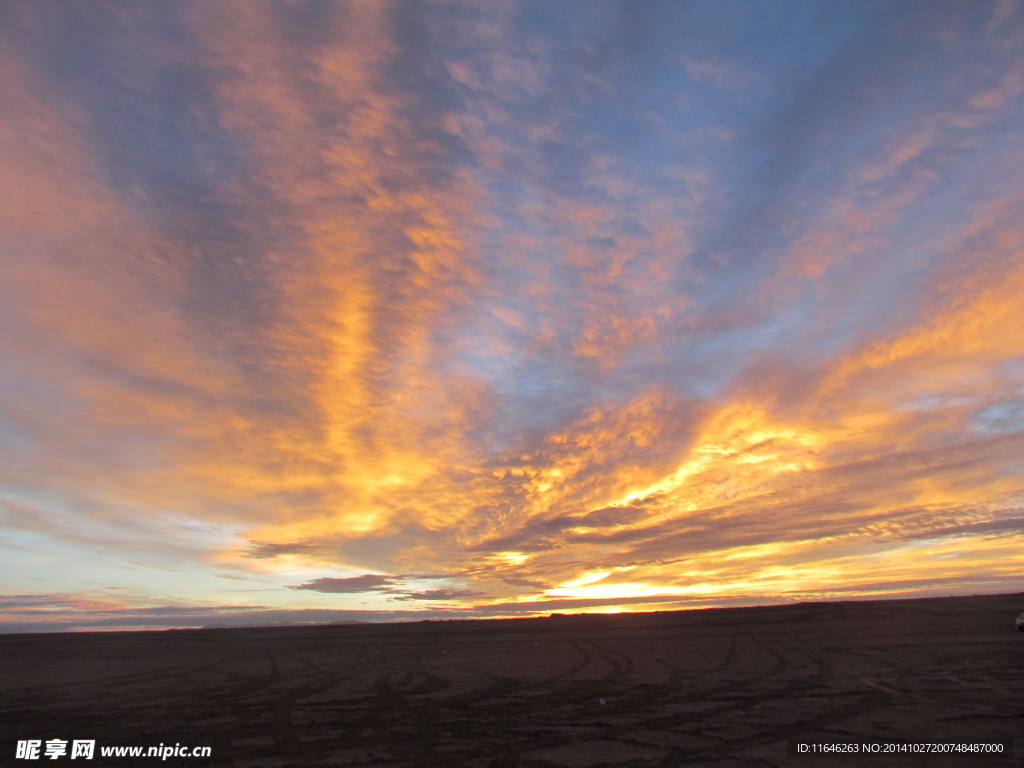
[2,0,1023,632]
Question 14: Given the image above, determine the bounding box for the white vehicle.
[1016,613,1024,632]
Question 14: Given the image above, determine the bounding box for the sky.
[1,0,1023,633]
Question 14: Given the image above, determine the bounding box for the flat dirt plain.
[2,594,1022,767]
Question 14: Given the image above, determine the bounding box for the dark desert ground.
[2,594,1022,767]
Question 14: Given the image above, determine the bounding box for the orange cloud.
[2,1,1022,628]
